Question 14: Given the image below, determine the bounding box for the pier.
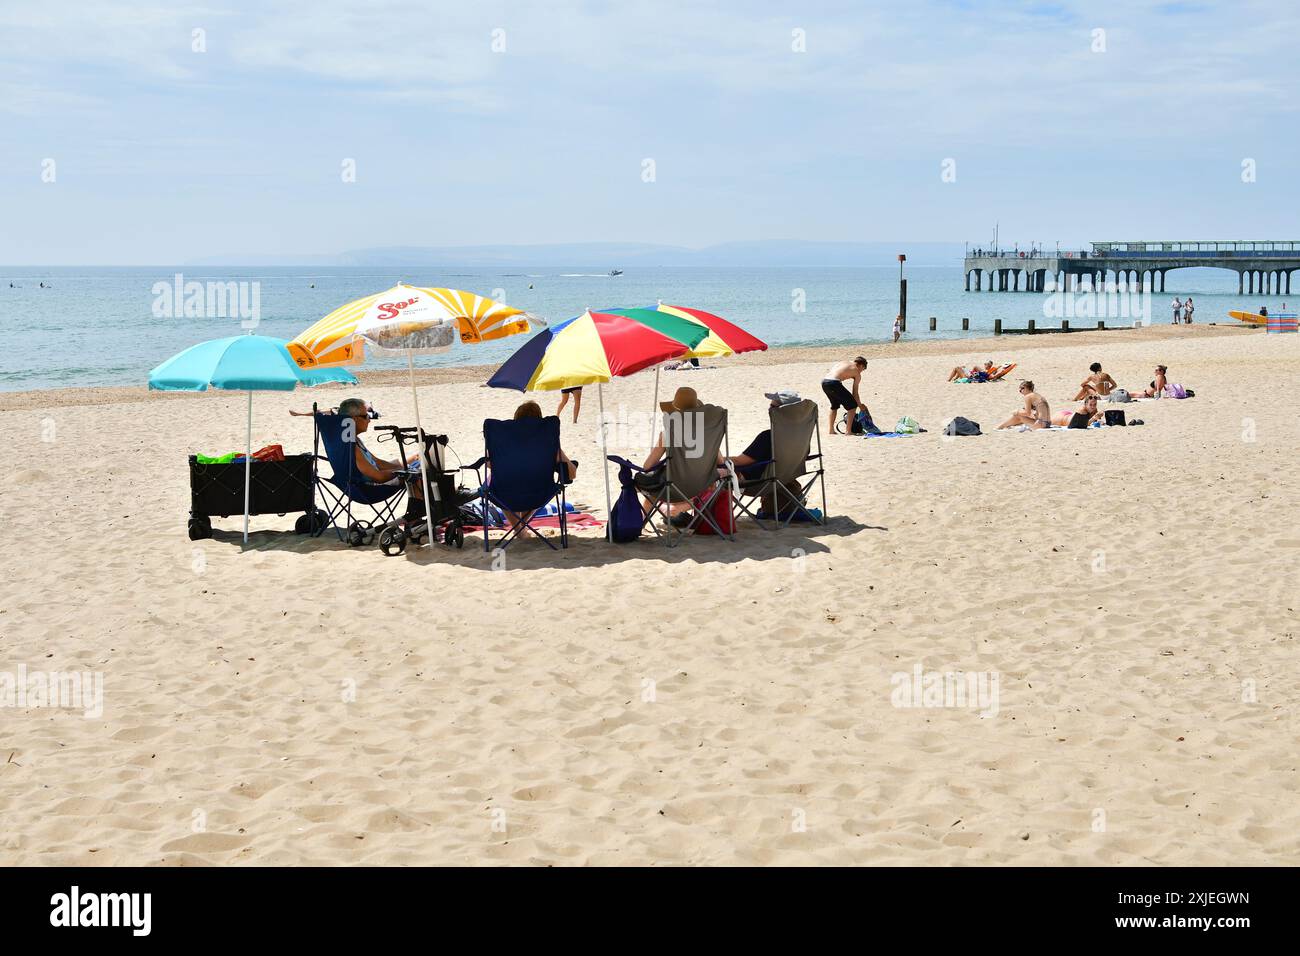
[963,241,1300,295]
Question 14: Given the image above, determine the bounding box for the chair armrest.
[605,455,663,474]
[462,457,487,471]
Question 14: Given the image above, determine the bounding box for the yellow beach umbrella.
[289,284,540,549]
[287,283,537,369]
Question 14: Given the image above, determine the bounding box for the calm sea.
[0,265,1256,391]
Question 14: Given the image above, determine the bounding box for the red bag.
[250,444,285,462]
[693,487,735,535]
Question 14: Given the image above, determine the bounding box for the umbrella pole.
[599,383,613,543]
[408,350,437,549]
[651,365,660,451]
[243,389,252,544]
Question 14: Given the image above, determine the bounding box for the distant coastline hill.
[188,240,966,268]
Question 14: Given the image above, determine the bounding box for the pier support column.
[1287,270,1292,295]
[975,270,982,290]
[1248,272,1254,293]
[1238,271,1243,295]
[1160,270,1166,293]
[1013,269,1020,292]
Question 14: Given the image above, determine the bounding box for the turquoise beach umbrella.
[148,335,358,543]
[148,334,355,391]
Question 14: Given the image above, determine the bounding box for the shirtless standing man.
[821,356,869,435]
[997,380,1051,429]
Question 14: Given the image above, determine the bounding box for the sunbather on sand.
[997,380,1051,429]
[1052,395,1103,426]
[1072,362,1117,400]
[948,360,994,382]
[1133,365,1168,398]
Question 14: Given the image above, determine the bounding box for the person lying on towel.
[1051,394,1103,427]
[948,360,995,382]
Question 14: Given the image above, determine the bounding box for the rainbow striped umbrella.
[486,308,703,392]
[604,303,766,427]
[608,304,767,358]
[488,309,708,539]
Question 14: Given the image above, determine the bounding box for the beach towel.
[463,513,601,533]
[850,409,883,435]
[862,431,914,438]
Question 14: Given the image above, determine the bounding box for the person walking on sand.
[821,357,870,435]
[1171,297,1182,324]
[997,380,1051,430]
[556,385,582,423]
[892,315,902,344]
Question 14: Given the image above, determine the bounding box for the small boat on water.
[609,269,623,276]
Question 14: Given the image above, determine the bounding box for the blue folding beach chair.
[310,404,408,546]
[465,416,572,551]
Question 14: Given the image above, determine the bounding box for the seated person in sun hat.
[639,386,724,527]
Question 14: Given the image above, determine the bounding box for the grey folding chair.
[640,403,733,545]
[731,399,827,529]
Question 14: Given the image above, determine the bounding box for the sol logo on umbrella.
[288,284,540,367]
[377,297,420,320]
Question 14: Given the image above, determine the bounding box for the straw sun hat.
[659,386,701,413]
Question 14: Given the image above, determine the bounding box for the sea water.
[0,265,1256,391]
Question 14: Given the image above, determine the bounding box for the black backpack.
[1104,409,1126,427]
[943,416,981,436]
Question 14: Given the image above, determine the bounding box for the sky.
[3,0,1298,264]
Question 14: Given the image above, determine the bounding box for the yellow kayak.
[1228,310,1267,325]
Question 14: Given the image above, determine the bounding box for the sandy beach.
[1,323,1296,866]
